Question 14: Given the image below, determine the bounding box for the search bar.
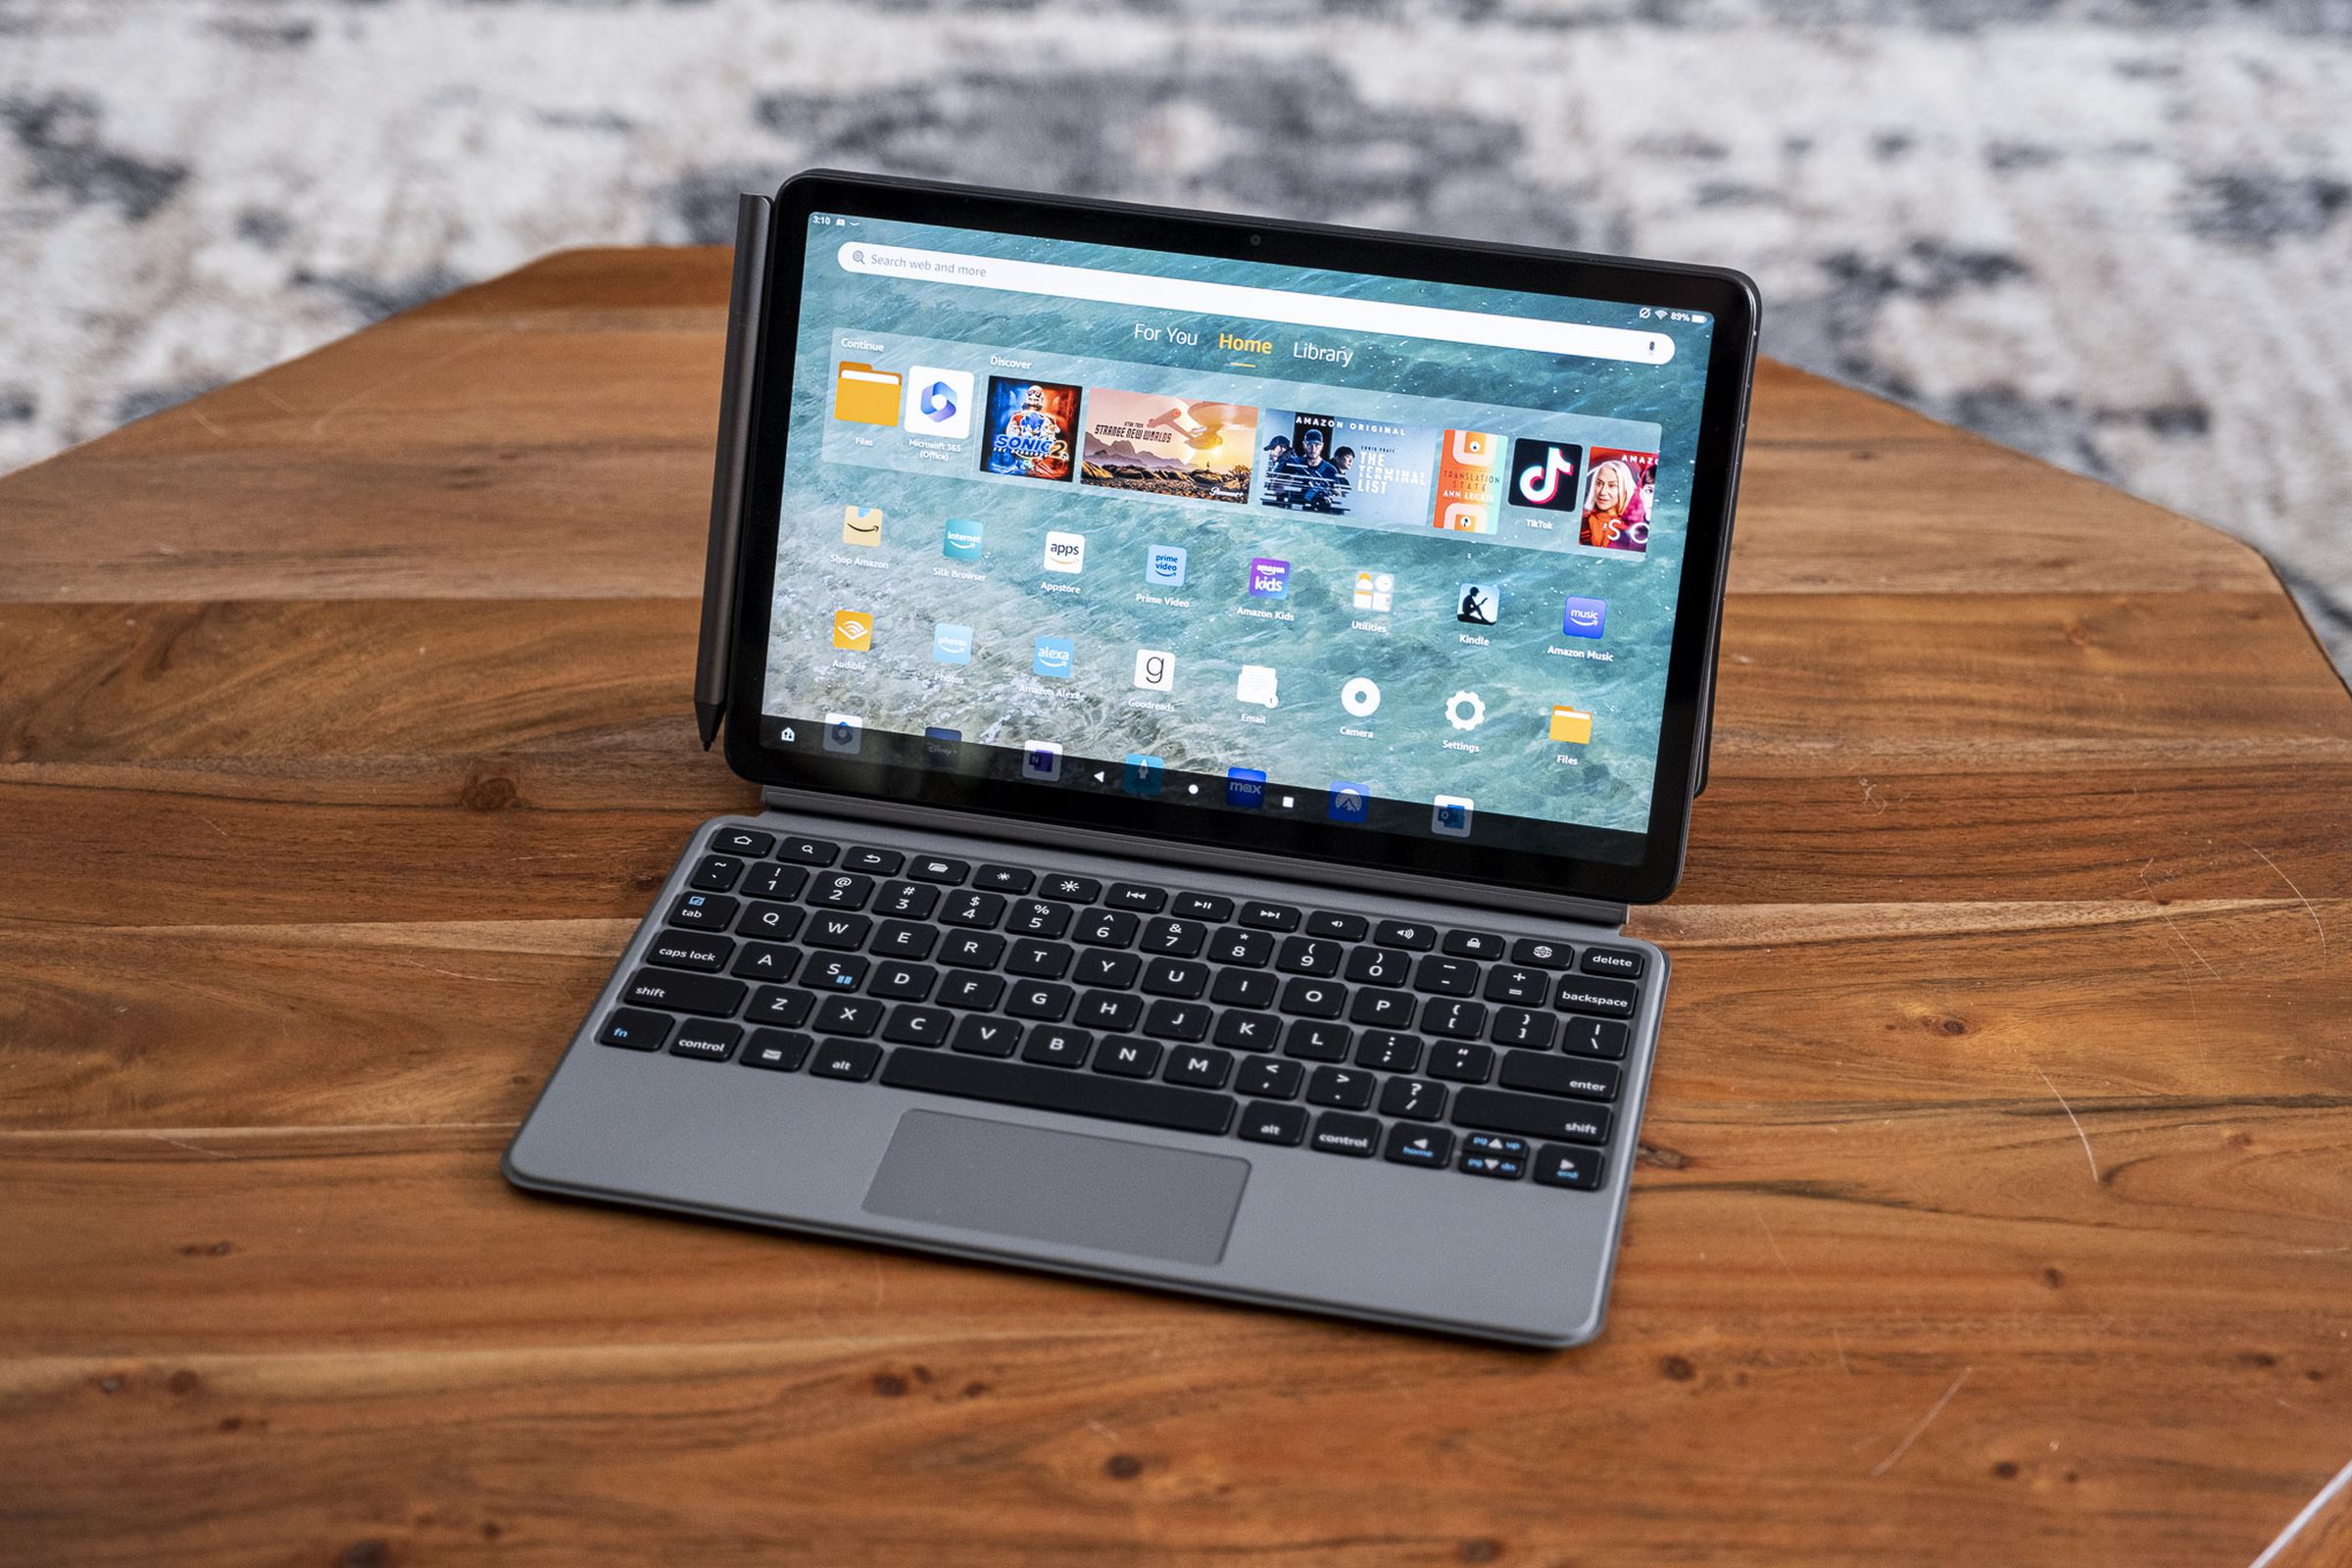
[837,243,1674,366]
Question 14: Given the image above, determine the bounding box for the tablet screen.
[744,186,1746,902]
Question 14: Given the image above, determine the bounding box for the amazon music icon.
[1508,438,1585,514]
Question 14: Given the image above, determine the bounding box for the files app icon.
[833,362,901,425]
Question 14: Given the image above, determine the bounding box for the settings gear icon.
[1445,690,1486,731]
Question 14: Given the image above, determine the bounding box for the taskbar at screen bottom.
[757,715,1649,869]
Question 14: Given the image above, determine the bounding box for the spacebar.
[881,1049,1237,1137]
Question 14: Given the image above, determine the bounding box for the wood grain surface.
[3,246,2349,1568]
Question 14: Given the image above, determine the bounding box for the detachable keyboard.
[510,812,1667,1345]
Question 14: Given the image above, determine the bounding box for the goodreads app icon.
[842,506,883,547]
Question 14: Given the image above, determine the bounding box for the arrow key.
[1383,1123,1454,1169]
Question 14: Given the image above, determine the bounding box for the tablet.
[723,172,1756,906]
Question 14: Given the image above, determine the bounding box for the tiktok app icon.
[1508,439,1586,514]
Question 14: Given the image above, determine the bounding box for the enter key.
[1497,1050,1622,1102]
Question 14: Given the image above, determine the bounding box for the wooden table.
[5,248,2349,1568]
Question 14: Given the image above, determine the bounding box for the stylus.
[695,191,772,750]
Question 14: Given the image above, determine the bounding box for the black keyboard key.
[882,1050,1236,1136]
[1141,958,1210,1000]
[1005,981,1074,1020]
[1353,1030,1421,1072]
[1348,988,1416,1029]
[1021,1026,1093,1068]
[774,835,840,866]
[1510,938,1574,969]
[950,1016,1023,1057]
[1372,919,1436,952]
[906,855,968,884]
[1378,1076,1447,1121]
[882,1004,955,1047]
[1238,1100,1310,1146]
[1554,975,1641,1019]
[1427,1042,1495,1083]
[623,969,744,1018]
[942,889,1007,928]
[1005,938,1073,979]
[1076,991,1144,1032]
[598,1007,671,1052]
[1304,910,1370,942]
[1421,998,1488,1040]
[868,961,938,1002]
[1413,956,1480,996]
[736,901,806,942]
[668,892,738,930]
[688,854,745,892]
[842,845,904,874]
[670,1019,743,1062]
[873,881,940,919]
[1238,902,1302,932]
[741,862,809,901]
[1094,1036,1161,1077]
[740,1029,810,1071]
[937,930,1005,969]
[1142,918,1207,957]
[1206,927,1275,967]
[1459,1150,1525,1180]
[976,864,1035,893]
[1283,1020,1352,1061]
[808,871,875,910]
[1040,872,1102,904]
[937,972,1006,1010]
[1343,947,1412,986]
[1142,1000,1211,1042]
[1105,882,1168,913]
[1463,1133,1530,1161]
[799,953,867,992]
[1534,1144,1606,1190]
[1384,1122,1453,1169]
[871,920,937,960]
[747,986,815,1028]
[1582,947,1646,980]
[1074,950,1142,989]
[812,996,884,1037]
[1173,892,1234,921]
[1309,1112,1381,1157]
[1559,1016,1631,1059]
[1236,1056,1302,1099]
[729,941,802,983]
[710,826,776,858]
[649,931,732,972]
[1163,1046,1234,1089]
[1209,968,1278,1009]
[1304,1065,1375,1110]
[1074,907,1140,948]
[809,1039,881,1080]
[1498,1052,1623,1102]
[1279,978,1348,1018]
[1482,966,1550,1006]
[1452,1088,1613,1146]
[802,911,869,951]
[1492,1008,1556,1050]
[1006,901,1073,939]
[1212,1009,1282,1052]
[1274,936,1343,977]
[1442,929,1505,960]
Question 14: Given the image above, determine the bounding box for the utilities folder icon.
[833,362,902,425]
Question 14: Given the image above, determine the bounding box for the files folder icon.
[833,362,902,425]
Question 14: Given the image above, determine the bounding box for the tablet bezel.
[724,170,1757,906]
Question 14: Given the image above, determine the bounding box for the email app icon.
[842,505,883,547]
[833,362,902,425]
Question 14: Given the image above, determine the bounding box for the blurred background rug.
[4,0,2347,669]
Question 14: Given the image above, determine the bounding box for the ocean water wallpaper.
[763,213,1715,838]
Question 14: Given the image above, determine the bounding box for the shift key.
[622,968,747,1018]
[1452,1087,1612,1146]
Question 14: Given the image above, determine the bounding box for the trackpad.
[862,1109,1249,1266]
